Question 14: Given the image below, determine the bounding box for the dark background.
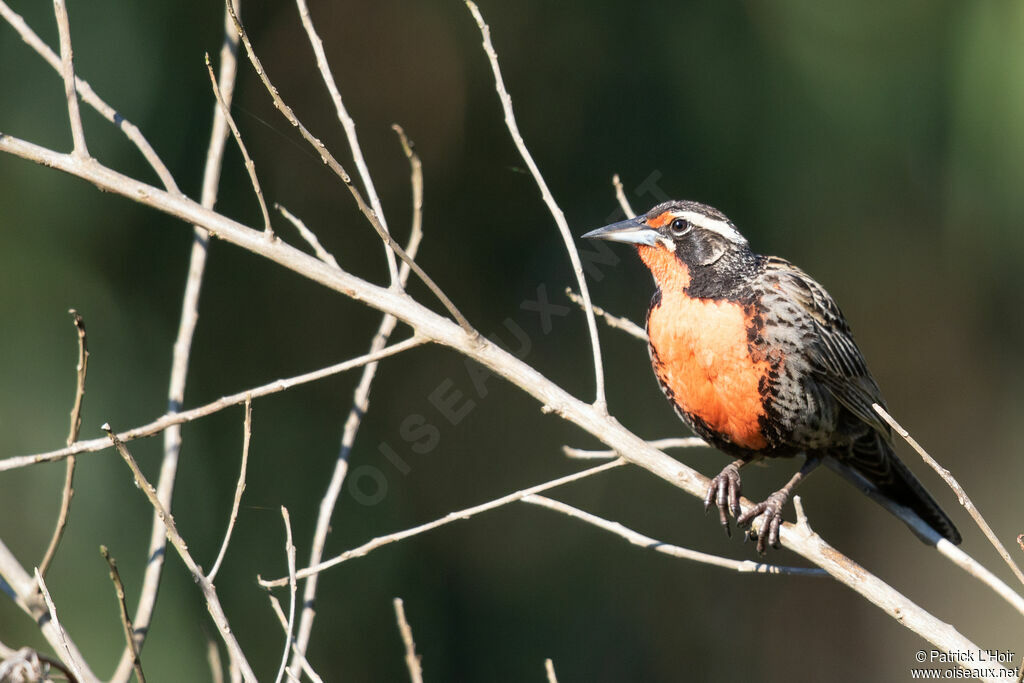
[1,1,1022,680]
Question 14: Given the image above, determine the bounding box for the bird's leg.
[737,455,821,554]
[704,458,746,536]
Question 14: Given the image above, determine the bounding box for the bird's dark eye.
[669,218,690,236]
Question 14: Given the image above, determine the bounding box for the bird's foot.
[737,490,790,554]
[704,461,743,537]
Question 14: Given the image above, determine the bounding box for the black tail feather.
[826,434,961,545]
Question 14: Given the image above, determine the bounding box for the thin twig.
[102,425,256,682]
[225,1,475,337]
[545,658,557,683]
[612,174,635,218]
[4,335,427,471]
[100,547,145,683]
[114,8,241,679]
[935,541,1024,618]
[205,54,273,237]
[564,288,646,341]
[261,458,627,588]
[391,125,424,248]
[466,1,607,413]
[274,507,297,683]
[0,542,95,680]
[0,648,80,683]
[52,0,88,158]
[33,568,84,682]
[265,596,324,683]
[562,437,707,460]
[208,398,252,582]
[290,128,425,669]
[39,310,89,577]
[873,403,1024,589]
[393,599,423,683]
[0,1,178,191]
[294,0,398,286]
[206,638,224,683]
[523,495,826,577]
[275,204,339,268]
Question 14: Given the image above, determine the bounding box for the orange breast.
[640,246,772,450]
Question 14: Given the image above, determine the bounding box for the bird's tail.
[825,432,962,545]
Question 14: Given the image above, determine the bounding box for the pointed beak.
[581,217,660,246]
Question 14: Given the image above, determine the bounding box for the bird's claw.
[736,490,789,554]
[704,462,742,537]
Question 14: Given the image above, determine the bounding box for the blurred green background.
[2,0,1023,680]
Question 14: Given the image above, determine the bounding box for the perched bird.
[583,200,961,553]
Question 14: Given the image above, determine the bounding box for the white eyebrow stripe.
[676,210,747,245]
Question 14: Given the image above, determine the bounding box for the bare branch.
[64,310,88,442]
[393,599,423,683]
[102,425,256,682]
[873,403,1024,588]
[1,648,54,682]
[466,0,607,413]
[524,495,826,577]
[274,507,297,683]
[294,0,398,285]
[564,288,647,341]
[39,310,89,576]
[101,547,145,683]
[3,335,427,471]
[114,9,241,679]
[261,459,627,588]
[52,0,88,158]
[206,638,224,683]
[545,658,557,683]
[208,397,252,582]
[936,541,1024,618]
[391,125,424,252]
[0,648,80,683]
[0,540,95,680]
[34,568,84,682]
[0,0,177,190]
[562,437,707,460]
[612,174,636,218]
[205,53,272,237]
[224,1,475,336]
[266,595,324,683]
[275,203,339,269]
[290,124,425,669]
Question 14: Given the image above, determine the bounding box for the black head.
[582,200,760,298]
[582,200,751,266]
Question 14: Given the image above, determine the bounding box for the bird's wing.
[760,256,891,438]
[760,258,961,545]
